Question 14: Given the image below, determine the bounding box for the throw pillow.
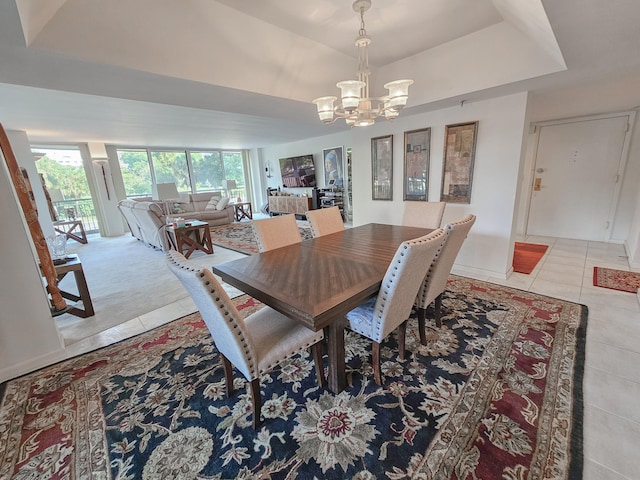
[205,196,219,210]
[216,196,230,211]
[172,203,187,214]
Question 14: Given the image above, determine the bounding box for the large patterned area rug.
[593,266,640,293]
[209,220,313,255]
[0,278,587,479]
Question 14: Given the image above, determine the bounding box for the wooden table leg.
[70,268,95,317]
[326,315,347,393]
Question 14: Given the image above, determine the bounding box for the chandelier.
[312,0,413,127]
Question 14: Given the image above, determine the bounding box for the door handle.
[533,178,542,191]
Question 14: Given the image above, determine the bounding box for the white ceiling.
[0,0,640,149]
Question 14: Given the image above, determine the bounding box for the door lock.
[533,178,542,191]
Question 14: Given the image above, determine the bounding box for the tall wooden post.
[0,124,67,312]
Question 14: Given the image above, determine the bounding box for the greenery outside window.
[117,149,152,198]
[151,151,190,193]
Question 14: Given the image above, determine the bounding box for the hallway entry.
[527,112,634,241]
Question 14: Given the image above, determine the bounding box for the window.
[115,147,248,200]
[190,151,223,192]
[32,146,99,231]
[150,151,190,192]
[117,149,152,198]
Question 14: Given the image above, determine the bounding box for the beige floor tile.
[529,278,582,302]
[583,404,640,480]
[139,301,195,331]
[584,367,640,423]
[535,267,584,287]
[586,337,640,383]
[544,253,587,267]
[586,310,640,353]
[64,317,146,355]
[583,459,632,480]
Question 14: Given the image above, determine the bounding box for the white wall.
[0,130,66,383]
[260,93,530,279]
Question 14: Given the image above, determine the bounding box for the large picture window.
[116,147,248,201]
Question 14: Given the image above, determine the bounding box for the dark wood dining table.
[212,223,432,393]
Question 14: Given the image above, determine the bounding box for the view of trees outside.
[191,151,223,191]
[118,148,246,199]
[151,151,190,192]
[117,149,152,197]
[33,148,90,200]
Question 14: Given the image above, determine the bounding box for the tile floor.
[63,234,640,479]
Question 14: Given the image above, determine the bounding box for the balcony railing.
[53,198,99,233]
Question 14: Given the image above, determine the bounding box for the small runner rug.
[593,266,640,293]
[210,220,312,255]
[0,278,587,479]
[513,242,549,274]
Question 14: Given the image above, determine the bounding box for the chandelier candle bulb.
[311,0,413,126]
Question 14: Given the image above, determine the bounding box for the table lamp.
[153,182,180,215]
[222,179,237,199]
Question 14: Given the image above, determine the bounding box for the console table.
[166,220,214,258]
[268,196,312,216]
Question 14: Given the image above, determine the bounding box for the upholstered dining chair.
[252,214,302,252]
[306,206,345,237]
[402,201,446,229]
[345,228,447,385]
[415,214,476,341]
[165,250,325,429]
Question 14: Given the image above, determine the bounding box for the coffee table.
[166,220,214,258]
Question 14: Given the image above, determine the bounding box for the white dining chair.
[345,228,447,385]
[306,206,345,237]
[402,201,446,229]
[252,214,302,252]
[415,214,476,340]
[166,250,326,429]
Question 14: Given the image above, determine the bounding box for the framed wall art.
[440,121,478,203]
[403,127,431,201]
[323,146,344,187]
[371,135,393,200]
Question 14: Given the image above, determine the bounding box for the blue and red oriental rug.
[0,276,586,479]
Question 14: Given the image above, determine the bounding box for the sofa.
[118,191,234,251]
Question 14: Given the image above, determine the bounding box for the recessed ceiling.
[0,0,639,148]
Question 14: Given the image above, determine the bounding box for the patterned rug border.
[593,266,640,293]
[0,278,588,479]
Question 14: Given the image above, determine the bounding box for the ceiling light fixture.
[312,0,413,127]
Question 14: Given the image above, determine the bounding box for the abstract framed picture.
[323,146,344,187]
[371,134,393,200]
[441,121,478,204]
[403,127,431,201]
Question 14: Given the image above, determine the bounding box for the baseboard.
[0,348,67,384]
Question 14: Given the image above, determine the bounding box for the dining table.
[212,222,433,393]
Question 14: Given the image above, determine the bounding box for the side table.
[230,202,253,221]
[53,220,88,244]
[166,220,214,258]
[44,254,95,318]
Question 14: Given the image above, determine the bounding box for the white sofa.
[118,191,234,250]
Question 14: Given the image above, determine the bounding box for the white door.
[527,114,630,241]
